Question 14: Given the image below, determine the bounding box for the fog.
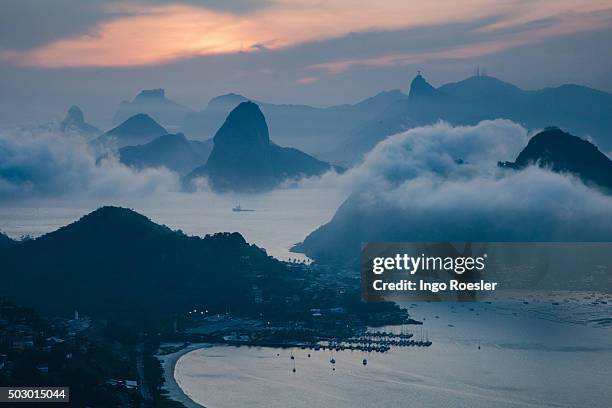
[2,120,612,260]
[338,119,529,189]
[0,128,179,200]
[0,128,345,259]
[298,120,612,262]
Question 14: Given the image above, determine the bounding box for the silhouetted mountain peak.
[0,206,278,318]
[515,127,604,165]
[439,75,521,99]
[60,105,100,136]
[65,105,85,123]
[100,113,168,148]
[207,93,249,110]
[63,206,172,237]
[0,231,15,248]
[409,73,440,99]
[214,101,270,148]
[188,102,334,191]
[134,88,165,100]
[354,89,408,109]
[500,127,612,192]
[125,113,163,130]
[82,205,148,222]
[110,113,165,134]
[113,88,192,127]
[118,132,213,175]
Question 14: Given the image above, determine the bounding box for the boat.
[362,358,367,366]
[232,204,255,212]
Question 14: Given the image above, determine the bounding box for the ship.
[232,204,255,212]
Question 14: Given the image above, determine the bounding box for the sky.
[1,0,611,128]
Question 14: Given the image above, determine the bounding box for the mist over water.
[0,187,346,261]
[0,126,348,259]
[1,3,611,407]
[3,119,612,259]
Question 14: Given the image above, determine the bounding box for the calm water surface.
[0,187,346,260]
[175,299,612,408]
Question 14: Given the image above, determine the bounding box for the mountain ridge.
[97,113,168,148]
[60,105,100,137]
[186,101,337,192]
[332,74,612,165]
[113,88,193,129]
[0,206,286,319]
[182,90,408,155]
[295,127,612,265]
[499,127,612,192]
[118,133,213,175]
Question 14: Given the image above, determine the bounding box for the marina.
[169,298,612,408]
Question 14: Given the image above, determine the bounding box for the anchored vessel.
[232,204,255,212]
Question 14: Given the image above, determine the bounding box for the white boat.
[232,204,255,212]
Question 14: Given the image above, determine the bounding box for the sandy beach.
[171,296,612,408]
[157,343,211,408]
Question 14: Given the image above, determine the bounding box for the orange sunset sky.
[1,0,611,125]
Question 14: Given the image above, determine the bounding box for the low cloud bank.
[370,166,612,240]
[299,120,612,262]
[0,129,179,200]
[301,119,529,191]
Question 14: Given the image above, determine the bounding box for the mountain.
[0,206,287,320]
[182,90,408,156]
[186,101,338,192]
[438,75,521,99]
[60,105,100,137]
[334,74,612,165]
[295,129,612,265]
[499,127,612,192]
[97,113,168,149]
[118,133,213,175]
[0,231,15,249]
[113,89,192,130]
[408,73,446,100]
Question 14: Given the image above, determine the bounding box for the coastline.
[157,343,210,408]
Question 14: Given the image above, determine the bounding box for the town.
[0,259,421,407]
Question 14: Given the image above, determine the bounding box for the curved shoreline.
[157,344,210,408]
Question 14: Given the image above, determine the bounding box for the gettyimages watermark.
[361,242,612,302]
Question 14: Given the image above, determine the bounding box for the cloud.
[363,121,612,241]
[0,0,270,52]
[369,167,612,241]
[0,0,116,51]
[297,76,317,84]
[300,120,612,260]
[1,0,610,68]
[308,9,612,74]
[0,128,179,199]
[306,120,529,192]
[353,120,612,239]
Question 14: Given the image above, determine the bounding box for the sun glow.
[2,0,610,68]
